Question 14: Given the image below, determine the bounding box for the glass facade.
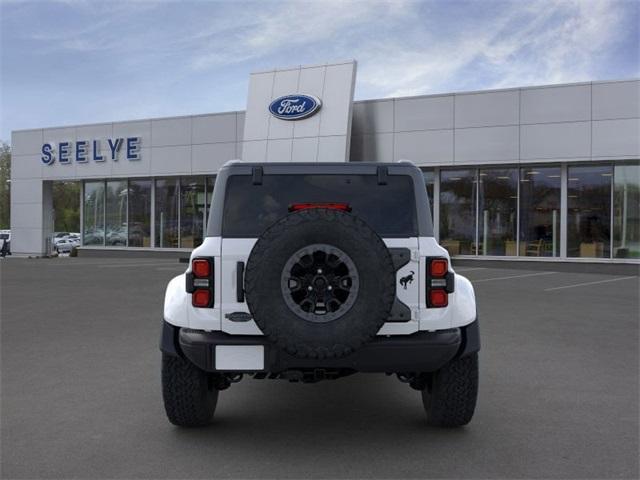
[478,168,518,256]
[179,177,205,248]
[567,165,612,258]
[81,176,214,249]
[78,166,638,261]
[155,178,180,248]
[128,180,152,247]
[105,180,127,246]
[83,181,105,246]
[428,162,638,260]
[613,164,640,259]
[519,167,561,257]
[439,169,477,255]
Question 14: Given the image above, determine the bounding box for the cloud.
[182,0,637,98]
[355,0,635,98]
[1,0,637,139]
[187,0,413,71]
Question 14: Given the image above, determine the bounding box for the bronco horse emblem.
[399,271,415,290]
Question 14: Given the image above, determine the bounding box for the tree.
[0,142,10,229]
[53,182,80,232]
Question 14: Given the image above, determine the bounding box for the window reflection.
[76,164,637,259]
[128,180,151,247]
[83,181,105,246]
[519,167,561,257]
[180,177,205,248]
[567,165,612,258]
[478,168,518,256]
[613,163,640,259]
[106,180,128,246]
[440,170,476,255]
[155,178,179,248]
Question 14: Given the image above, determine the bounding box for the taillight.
[192,259,210,278]
[289,202,351,212]
[186,257,214,308]
[429,289,448,308]
[430,259,448,277]
[192,289,211,308]
[426,257,454,308]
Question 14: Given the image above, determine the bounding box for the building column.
[42,181,54,254]
[560,163,568,258]
[150,179,156,248]
[9,178,53,256]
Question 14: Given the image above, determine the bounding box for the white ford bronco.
[161,161,479,427]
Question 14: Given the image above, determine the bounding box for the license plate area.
[215,345,264,371]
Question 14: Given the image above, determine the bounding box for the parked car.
[0,230,10,256]
[52,232,70,246]
[55,237,80,253]
[106,227,127,246]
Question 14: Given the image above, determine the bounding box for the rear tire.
[162,353,219,427]
[422,353,478,427]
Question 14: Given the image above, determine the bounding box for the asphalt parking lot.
[1,257,638,479]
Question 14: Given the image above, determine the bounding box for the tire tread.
[422,353,478,427]
[162,353,218,427]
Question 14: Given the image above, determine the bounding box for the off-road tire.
[162,353,219,427]
[244,208,396,360]
[422,353,478,427]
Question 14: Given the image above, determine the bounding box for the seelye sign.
[268,94,321,120]
[41,137,141,165]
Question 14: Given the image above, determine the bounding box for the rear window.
[222,174,417,237]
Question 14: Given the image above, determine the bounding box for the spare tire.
[244,208,396,359]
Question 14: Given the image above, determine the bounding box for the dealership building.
[10,60,640,262]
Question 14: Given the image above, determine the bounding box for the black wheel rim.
[281,244,359,323]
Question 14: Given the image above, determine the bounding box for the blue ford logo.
[269,94,322,120]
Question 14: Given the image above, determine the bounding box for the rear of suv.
[161,161,479,428]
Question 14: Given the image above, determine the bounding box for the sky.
[1,0,638,142]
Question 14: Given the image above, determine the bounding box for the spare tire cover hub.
[280,244,359,323]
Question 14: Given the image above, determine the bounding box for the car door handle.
[236,261,245,302]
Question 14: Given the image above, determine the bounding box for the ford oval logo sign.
[269,94,322,120]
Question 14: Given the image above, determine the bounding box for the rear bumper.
[161,320,479,374]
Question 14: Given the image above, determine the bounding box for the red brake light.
[429,289,448,308]
[289,202,351,212]
[426,257,452,308]
[192,259,210,278]
[188,257,214,308]
[431,259,448,277]
[192,289,211,308]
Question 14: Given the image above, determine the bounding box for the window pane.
[128,180,151,247]
[180,177,205,248]
[440,169,476,255]
[83,181,105,246]
[567,165,612,258]
[613,163,640,259]
[478,168,518,256]
[155,178,179,248]
[222,174,418,237]
[422,169,434,217]
[105,180,128,246]
[519,167,561,257]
